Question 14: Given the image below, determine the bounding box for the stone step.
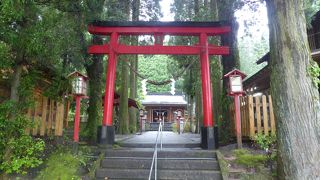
[96,168,222,180]
[105,150,216,158]
[101,158,220,170]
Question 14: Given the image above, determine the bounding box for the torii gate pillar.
[199,33,215,149]
[100,32,118,144]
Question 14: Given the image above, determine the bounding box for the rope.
[125,58,198,86]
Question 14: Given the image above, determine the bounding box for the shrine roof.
[142,94,187,106]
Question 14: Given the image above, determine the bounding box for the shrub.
[254,133,276,152]
[0,101,45,174]
[253,133,277,172]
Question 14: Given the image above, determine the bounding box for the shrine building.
[141,92,187,130]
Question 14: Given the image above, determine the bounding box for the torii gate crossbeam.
[88,21,231,149]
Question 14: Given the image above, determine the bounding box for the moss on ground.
[216,151,229,179]
[87,152,104,179]
[233,149,267,168]
[36,149,86,180]
[112,143,121,149]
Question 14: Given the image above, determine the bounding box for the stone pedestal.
[98,125,115,144]
[200,126,217,149]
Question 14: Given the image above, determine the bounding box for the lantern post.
[177,110,182,134]
[139,109,144,134]
[223,69,246,149]
[68,71,88,152]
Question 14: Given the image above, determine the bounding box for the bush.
[254,133,276,152]
[0,101,45,174]
[253,133,277,172]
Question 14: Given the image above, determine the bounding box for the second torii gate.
[88,21,231,149]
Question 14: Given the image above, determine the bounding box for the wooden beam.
[88,44,229,55]
[88,25,231,36]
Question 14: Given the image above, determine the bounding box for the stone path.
[116,131,201,148]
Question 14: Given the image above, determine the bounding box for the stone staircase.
[95,149,222,180]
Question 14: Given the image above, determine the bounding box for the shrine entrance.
[88,21,231,149]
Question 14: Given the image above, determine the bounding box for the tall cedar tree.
[266,0,320,178]
[129,0,140,133]
[218,0,240,140]
[118,0,131,134]
[84,0,105,142]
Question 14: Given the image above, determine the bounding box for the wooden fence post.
[255,96,262,134]
[25,108,33,135]
[248,96,255,138]
[58,102,65,136]
[262,95,269,135]
[47,100,54,135]
[244,96,249,136]
[32,97,41,136]
[40,97,48,136]
[269,95,276,135]
[54,102,62,136]
[64,101,70,128]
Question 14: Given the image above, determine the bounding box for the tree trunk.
[218,0,239,137]
[266,0,320,179]
[220,11,240,88]
[129,0,140,133]
[85,36,103,142]
[195,81,203,134]
[119,59,129,134]
[129,59,137,133]
[211,60,222,123]
[118,0,131,134]
[194,0,199,16]
[189,95,194,132]
[10,64,23,102]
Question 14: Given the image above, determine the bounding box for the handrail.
[148,122,163,180]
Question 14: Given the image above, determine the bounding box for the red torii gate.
[88,21,231,149]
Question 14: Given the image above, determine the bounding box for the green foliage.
[43,76,71,101]
[233,149,267,168]
[0,41,12,69]
[0,101,45,174]
[1,136,45,174]
[308,62,320,87]
[138,55,181,93]
[304,0,320,27]
[239,35,269,77]
[140,0,163,20]
[171,122,178,133]
[36,151,84,180]
[254,133,277,151]
[18,69,41,107]
[217,90,233,143]
[216,151,229,179]
[253,133,277,172]
[112,143,121,149]
[183,121,191,132]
